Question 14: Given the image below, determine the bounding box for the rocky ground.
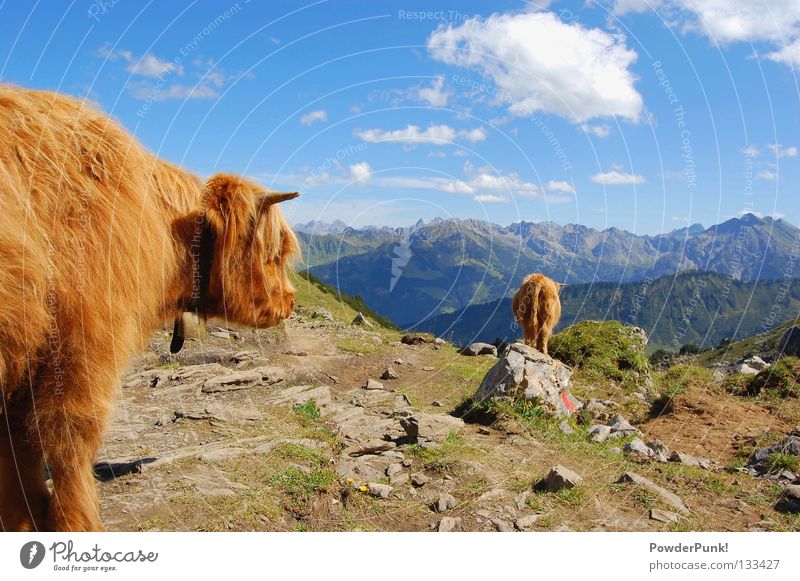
[95,279,800,531]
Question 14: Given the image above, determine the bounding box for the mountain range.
[419,270,800,350]
[297,213,800,329]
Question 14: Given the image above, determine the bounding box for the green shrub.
[649,348,678,370]
[747,356,800,398]
[549,320,650,384]
[721,373,751,396]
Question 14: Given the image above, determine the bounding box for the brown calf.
[511,273,562,356]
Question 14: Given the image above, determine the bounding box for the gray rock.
[394,394,412,409]
[434,337,447,345]
[462,342,498,357]
[437,516,461,532]
[491,517,514,532]
[381,367,399,380]
[200,366,286,393]
[514,514,541,530]
[624,438,655,460]
[616,472,690,514]
[589,425,612,443]
[344,439,397,457]
[435,493,457,513]
[474,342,581,417]
[648,439,670,462]
[174,404,262,424]
[363,378,386,390]
[394,358,404,365]
[669,451,710,469]
[743,356,769,371]
[367,483,393,499]
[432,400,443,407]
[559,421,575,435]
[585,398,608,418]
[411,473,431,487]
[352,312,372,326]
[737,363,760,376]
[541,464,583,491]
[400,413,465,443]
[608,413,639,435]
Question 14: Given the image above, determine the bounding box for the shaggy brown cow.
[0,85,300,531]
[511,273,562,356]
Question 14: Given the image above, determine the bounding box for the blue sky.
[1,0,798,234]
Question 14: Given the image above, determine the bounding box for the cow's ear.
[201,174,254,240]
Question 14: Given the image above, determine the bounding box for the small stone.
[624,438,654,460]
[394,358,404,365]
[364,378,385,390]
[421,366,434,372]
[411,473,431,487]
[402,459,413,468]
[589,425,612,443]
[669,451,709,468]
[437,516,461,532]
[478,427,491,435]
[608,413,639,435]
[432,400,444,407]
[541,464,583,491]
[491,517,514,532]
[434,493,457,513]
[743,356,768,371]
[381,367,399,380]
[462,342,498,357]
[367,482,393,499]
[514,514,541,530]
[394,394,412,408]
[352,312,372,326]
[559,421,575,435]
[648,439,670,462]
[389,472,410,486]
[434,338,446,345]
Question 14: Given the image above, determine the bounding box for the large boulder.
[474,342,581,417]
[779,326,800,357]
[461,342,498,357]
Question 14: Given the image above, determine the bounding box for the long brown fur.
[511,273,562,356]
[0,85,299,531]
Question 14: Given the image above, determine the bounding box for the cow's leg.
[34,374,111,532]
[536,327,551,356]
[0,394,50,531]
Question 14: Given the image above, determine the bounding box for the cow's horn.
[259,191,299,211]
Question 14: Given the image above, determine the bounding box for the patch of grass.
[630,487,658,508]
[292,401,321,426]
[405,432,478,474]
[765,452,799,474]
[275,443,325,468]
[748,356,800,398]
[549,320,650,387]
[137,516,165,531]
[551,486,586,507]
[268,467,336,504]
[721,373,751,395]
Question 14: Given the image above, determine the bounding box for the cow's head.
[176,174,300,331]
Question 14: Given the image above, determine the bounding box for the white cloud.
[590,169,645,185]
[128,53,181,77]
[545,180,575,193]
[757,170,777,180]
[427,11,643,123]
[453,149,471,157]
[767,143,798,158]
[355,124,486,145]
[417,76,450,106]
[742,145,760,157]
[473,193,509,203]
[612,1,800,66]
[348,162,373,185]
[581,123,612,138]
[300,110,327,126]
[103,47,182,78]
